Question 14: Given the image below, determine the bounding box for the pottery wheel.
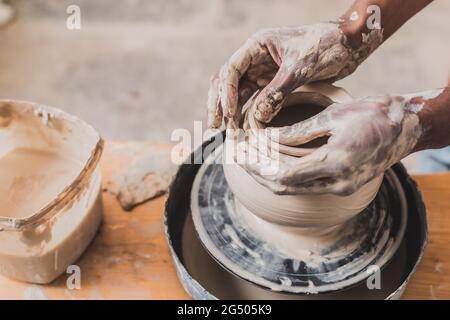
[191,149,408,294]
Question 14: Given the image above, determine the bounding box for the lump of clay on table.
[102,141,178,211]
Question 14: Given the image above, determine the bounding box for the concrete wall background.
[0,0,448,146]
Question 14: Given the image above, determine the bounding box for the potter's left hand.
[206,0,437,130]
[240,88,449,195]
[207,22,383,130]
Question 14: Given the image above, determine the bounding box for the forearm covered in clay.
[340,0,434,49]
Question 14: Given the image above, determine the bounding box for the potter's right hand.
[207,22,383,129]
[239,88,449,196]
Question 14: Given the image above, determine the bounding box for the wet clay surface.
[0,148,82,219]
[268,103,329,148]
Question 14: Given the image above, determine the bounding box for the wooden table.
[0,141,449,300]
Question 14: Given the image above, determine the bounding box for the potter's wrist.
[338,13,368,50]
[337,16,382,69]
[412,87,450,152]
[339,0,432,64]
[338,0,382,51]
[340,0,432,46]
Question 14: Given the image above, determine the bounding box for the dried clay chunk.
[102,141,177,211]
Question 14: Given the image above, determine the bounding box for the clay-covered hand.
[240,95,422,196]
[207,22,382,129]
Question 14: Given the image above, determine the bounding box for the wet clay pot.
[223,83,384,229]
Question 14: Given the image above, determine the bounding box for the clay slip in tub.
[0,100,103,284]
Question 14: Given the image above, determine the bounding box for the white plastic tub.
[0,100,103,284]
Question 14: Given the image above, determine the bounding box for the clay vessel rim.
[245,83,352,158]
